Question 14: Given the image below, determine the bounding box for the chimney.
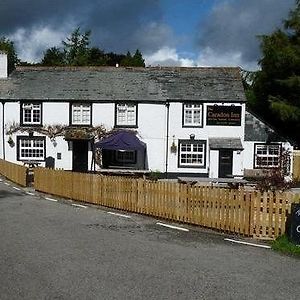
[0,52,8,78]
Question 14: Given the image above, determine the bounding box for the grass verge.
[271,235,300,257]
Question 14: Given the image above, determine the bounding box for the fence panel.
[293,150,300,181]
[34,168,300,240]
[0,159,28,187]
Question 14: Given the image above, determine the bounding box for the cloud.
[196,47,258,71]
[0,0,171,61]
[145,47,195,67]
[197,0,295,69]
[8,25,75,63]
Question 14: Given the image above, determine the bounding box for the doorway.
[218,150,233,178]
[72,140,88,172]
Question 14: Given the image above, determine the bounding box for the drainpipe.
[2,101,5,160]
[165,102,170,178]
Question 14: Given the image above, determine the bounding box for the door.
[72,140,88,172]
[218,150,233,178]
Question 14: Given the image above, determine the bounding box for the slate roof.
[0,66,246,103]
[244,111,284,142]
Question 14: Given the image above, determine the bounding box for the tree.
[0,37,19,74]
[87,47,108,66]
[120,51,133,66]
[132,49,145,67]
[251,0,300,145]
[39,28,146,68]
[120,49,145,67]
[41,47,65,66]
[62,27,91,66]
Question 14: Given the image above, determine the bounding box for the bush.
[272,234,300,257]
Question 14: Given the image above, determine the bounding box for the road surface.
[0,178,299,300]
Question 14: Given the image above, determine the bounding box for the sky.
[0,0,296,70]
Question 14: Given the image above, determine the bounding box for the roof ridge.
[15,66,241,72]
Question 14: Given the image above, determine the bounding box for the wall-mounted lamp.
[189,133,195,140]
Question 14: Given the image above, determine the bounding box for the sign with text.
[206,105,241,126]
[289,203,300,245]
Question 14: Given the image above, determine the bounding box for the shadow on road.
[0,189,23,198]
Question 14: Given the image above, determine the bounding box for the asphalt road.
[0,177,300,300]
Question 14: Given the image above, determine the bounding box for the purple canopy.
[94,131,146,151]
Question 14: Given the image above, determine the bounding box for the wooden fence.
[293,150,300,181]
[0,159,28,187]
[34,168,300,240]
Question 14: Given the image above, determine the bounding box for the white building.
[0,53,293,178]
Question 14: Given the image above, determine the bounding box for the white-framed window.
[179,140,206,168]
[116,103,137,127]
[22,103,42,125]
[254,144,281,168]
[71,103,91,125]
[115,150,136,163]
[183,103,203,127]
[17,137,45,161]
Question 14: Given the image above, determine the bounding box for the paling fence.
[0,159,28,187]
[293,150,300,181]
[34,168,300,240]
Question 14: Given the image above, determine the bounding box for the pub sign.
[206,105,241,126]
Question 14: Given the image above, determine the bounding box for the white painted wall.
[0,103,3,159]
[3,99,291,179]
[209,150,219,178]
[43,103,69,125]
[92,103,115,129]
[138,103,166,171]
[0,53,7,78]
[4,102,20,164]
[232,151,243,176]
[167,102,245,176]
[92,102,167,172]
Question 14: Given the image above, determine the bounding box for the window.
[183,103,203,127]
[71,103,91,125]
[115,150,136,164]
[17,137,45,161]
[115,103,137,127]
[21,103,42,125]
[178,140,206,168]
[254,144,281,168]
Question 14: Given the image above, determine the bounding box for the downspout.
[165,102,170,178]
[2,101,5,160]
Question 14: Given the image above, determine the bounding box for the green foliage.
[41,47,65,66]
[272,234,300,257]
[39,28,145,68]
[87,47,108,66]
[148,170,162,181]
[0,36,19,73]
[120,49,145,67]
[62,27,91,66]
[250,1,300,145]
